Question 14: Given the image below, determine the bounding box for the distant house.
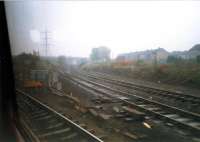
[171,44,200,59]
[116,48,169,63]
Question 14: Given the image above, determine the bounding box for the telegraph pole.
[41,29,52,57]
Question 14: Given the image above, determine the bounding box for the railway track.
[64,72,200,137]
[16,89,103,142]
[79,71,200,114]
[88,71,200,103]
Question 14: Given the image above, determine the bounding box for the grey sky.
[5,1,200,58]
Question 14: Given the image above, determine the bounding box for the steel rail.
[84,71,200,104]
[64,73,200,136]
[16,89,103,142]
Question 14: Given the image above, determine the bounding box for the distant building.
[116,48,169,63]
[171,44,200,59]
[32,50,40,57]
[65,57,88,66]
[48,71,62,91]
[90,46,111,62]
[30,70,49,85]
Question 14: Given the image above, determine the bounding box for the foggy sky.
[5,1,200,58]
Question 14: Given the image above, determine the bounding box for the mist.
[5,1,200,58]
